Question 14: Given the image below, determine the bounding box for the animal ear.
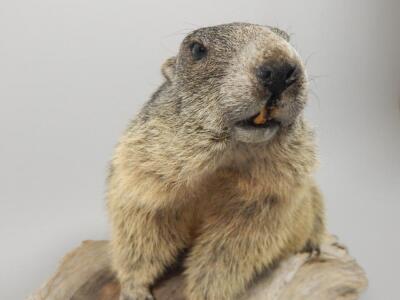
[161,56,176,82]
[268,26,290,42]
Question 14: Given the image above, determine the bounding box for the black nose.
[256,62,298,96]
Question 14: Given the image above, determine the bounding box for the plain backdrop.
[1,0,399,299]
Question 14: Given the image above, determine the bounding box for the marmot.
[107,22,325,300]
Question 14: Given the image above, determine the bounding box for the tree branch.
[29,234,368,300]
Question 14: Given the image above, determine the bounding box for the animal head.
[162,23,308,144]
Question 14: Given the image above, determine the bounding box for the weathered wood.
[29,234,368,300]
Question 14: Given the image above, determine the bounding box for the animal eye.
[190,42,207,60]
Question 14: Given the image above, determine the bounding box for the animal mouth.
[235,104,280,129]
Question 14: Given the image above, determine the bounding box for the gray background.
[1,0,399,299]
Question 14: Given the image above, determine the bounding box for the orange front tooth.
[253,106,268,125]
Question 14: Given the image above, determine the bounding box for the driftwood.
[29,234,368,300]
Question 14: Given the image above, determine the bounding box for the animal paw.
[302,240,321,256]
[119,286,154,300]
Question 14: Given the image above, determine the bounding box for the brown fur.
[107,23,325,300]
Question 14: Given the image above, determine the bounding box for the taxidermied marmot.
[107,22,325,300]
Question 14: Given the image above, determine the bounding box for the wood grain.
[29,234,368,300]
